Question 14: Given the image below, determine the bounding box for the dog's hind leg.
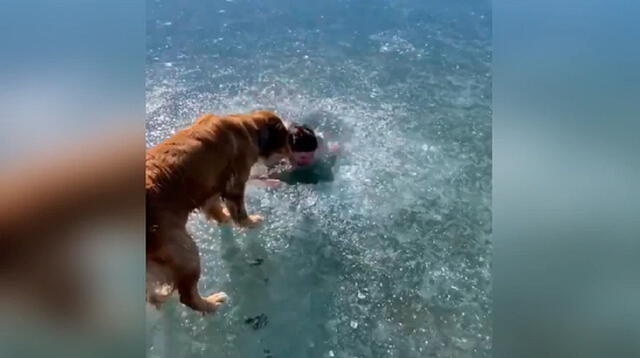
[177,272,228,314]
[146,259,175,309]
[164,229,228,314]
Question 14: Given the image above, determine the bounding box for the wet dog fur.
[145,110,290,313]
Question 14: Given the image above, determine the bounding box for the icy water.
[146,0,491,357]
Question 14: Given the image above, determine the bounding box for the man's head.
[288,124,318,166]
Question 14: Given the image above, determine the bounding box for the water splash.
[146,0,491,357]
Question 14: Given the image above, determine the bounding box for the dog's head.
[252,110,291,161]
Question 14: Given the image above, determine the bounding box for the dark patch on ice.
[244,313,269,330]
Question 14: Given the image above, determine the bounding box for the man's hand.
[262,179,282,188]
[327,141,341,154]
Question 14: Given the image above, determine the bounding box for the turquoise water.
[146,0,491,357]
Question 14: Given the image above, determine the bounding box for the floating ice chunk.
[329,350,335,357]
[350,320,358,329]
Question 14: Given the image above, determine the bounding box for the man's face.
[292,151,315,166]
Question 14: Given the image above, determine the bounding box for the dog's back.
[146,114,254,213]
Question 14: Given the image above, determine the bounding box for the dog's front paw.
[217,207,232,224]
[205,206,232,224]
[238,214,263,228]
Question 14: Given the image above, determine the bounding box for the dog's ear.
[258,125,270,155]
[257,115,288,158]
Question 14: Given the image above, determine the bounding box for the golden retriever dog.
[146,110,290,314]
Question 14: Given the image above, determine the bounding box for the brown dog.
[146,110,290,313]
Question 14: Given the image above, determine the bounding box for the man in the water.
[253,124,340,186]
